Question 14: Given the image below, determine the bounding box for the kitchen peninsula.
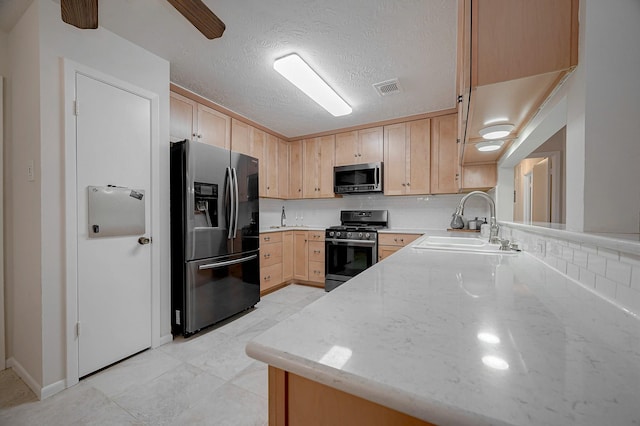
[246,236,640,425]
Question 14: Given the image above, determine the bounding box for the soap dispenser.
[281,206,286,227]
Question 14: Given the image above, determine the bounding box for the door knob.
[138,237,151,245]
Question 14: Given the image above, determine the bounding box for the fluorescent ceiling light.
[479,124,514,140]
[274,54,352,117]
[476,140,504,152]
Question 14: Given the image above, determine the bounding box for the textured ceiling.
[1,0,458,138]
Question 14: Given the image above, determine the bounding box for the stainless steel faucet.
[452,191,500,244]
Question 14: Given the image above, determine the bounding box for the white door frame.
[523,171,532,223]
[63,60,161,387]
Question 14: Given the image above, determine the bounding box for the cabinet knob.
[354,154,357,157]
[358,153,362,157]
[401,183,406,187]
[406,182,410,186]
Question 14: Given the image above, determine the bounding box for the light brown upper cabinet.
[170,92,230,149]
[458,0,578,163]
[303,136,335,199]
[264,133,279,198]
[430,114,459,194]
[334,127,383,166]
[277,139,290,199]
[383,119,431,196]
[289,141,303,199]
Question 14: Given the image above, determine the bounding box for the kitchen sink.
[413,235,516,254]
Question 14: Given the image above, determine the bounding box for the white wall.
[6,0,171,395]
[579,0,640,233]
[6,1,43,385]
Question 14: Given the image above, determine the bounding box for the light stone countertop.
[259,226,325,234]
[246,237,640,425]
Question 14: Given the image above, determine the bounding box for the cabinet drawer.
[261,263,283,291]
[309,242,325,262]
[308,261,325,283]
[377,233,421,247]
[308,231,325,242]
[378,245,402,262]
[261,242,282,267]
[260,232,282,244]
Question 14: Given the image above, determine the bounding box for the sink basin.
[413,235,516,254]
[420,236,487,247]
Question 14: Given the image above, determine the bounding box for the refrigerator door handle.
[198,254,257,270]
[231,167,239,238]
[226,166,234,239]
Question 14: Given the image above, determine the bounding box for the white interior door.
[76,73,152,377]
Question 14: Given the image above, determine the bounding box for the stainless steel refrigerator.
[170,140,260,336]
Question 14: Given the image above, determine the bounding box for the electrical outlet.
[27,160,35,182]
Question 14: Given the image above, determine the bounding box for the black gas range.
[324,210,388,291]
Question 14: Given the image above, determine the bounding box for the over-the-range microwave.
[333,162,383,194]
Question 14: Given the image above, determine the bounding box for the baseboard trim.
[158,334,173,347]
[7,357,43,400]
[41,379,66,400]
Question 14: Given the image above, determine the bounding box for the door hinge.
[456,138,460,144]
[514,190,517,203]
[457,95,463,103]
[75,322,81,337]
[74,100,80,116]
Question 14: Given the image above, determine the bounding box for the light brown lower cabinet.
[282,231,293,282]
[269,366,433,426]
[377,233,422,262]
[259,230,325,291]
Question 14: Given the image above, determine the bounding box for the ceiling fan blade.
[167,0,226,40]
[61,0,98,29]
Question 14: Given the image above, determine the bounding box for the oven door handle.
[326,239,377,246]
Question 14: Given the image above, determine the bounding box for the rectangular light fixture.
[273,53,352,117]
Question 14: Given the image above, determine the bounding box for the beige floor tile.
[228,361,268,399]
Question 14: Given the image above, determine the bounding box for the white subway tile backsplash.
[597,247,620,260]
[605,261,632,286]
[620,252,640,266]
[595,275,618,300]
[587,254,607,276]
[615,285,640,314]
[501,223,640,317]
[566,263,580,281]
[573,250,588,268]
[561,246,574,262]
[579,268,596,288]
[556,259,568,274]
[631,266,640,292]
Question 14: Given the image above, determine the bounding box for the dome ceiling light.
[478,124,514,140]
[476,140,505,152]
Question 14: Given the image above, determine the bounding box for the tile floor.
[0,284,325,426]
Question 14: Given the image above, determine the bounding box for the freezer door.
[184,251,260,334]
[230,151,260,254]
[185,141,233,260]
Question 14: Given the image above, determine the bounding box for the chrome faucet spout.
[454,191,500,243]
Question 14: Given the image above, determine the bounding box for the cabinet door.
[293,231,308,281]
[231,118,252,156]
[289,141,303,199]
[358,127,383,164]
[197,104,231,149]
[252,128,266,196]
[278,139,290,199]
[378,246,401,262]
[334,131,358,166]
[383,123,408,195]
[302,139,318,198]
[430,114,459,194]
[265,133,279,198]
[407,119,431,195]
[317,135,335,198]
[282,231,294,282]
[169,92,196,142]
